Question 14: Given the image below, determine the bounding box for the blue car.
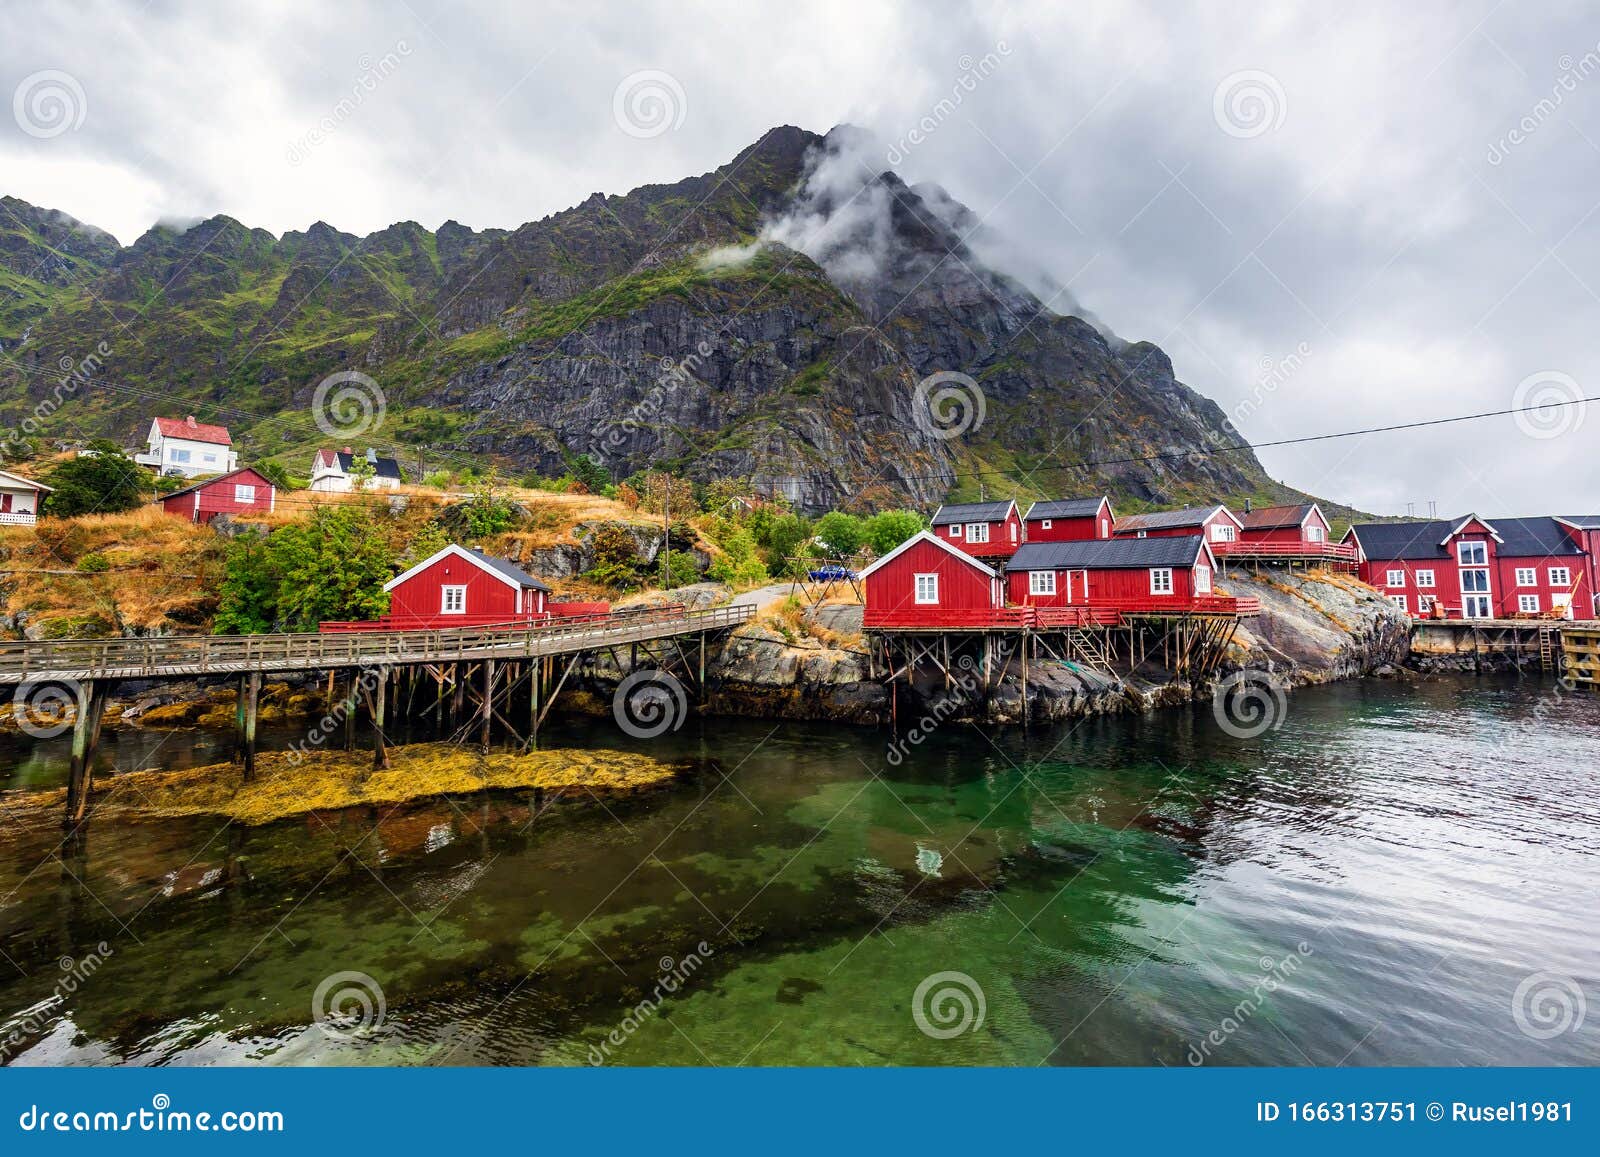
[808,564,858,582]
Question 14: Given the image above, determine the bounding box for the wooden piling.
[370,671,390,771]
[480,659,494,754]
[241,670,261,781]
[65,680,109,826]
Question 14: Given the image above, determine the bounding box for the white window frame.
[440,585,467,615]
[1514,567,1536,587]
[170,447,191,463]
[1388,594,1408,611]
[1550,567,1572,587]
[1386,569,1406,588]
[1518,594,1540,614]
[1149,568,1173,595]
[1307,525,1324,543]
[1009,521,1017,542]
[234,483,255,504]
[1212,523,1236,542]
[1136,530,1149,539]
[1029,570,1056,596]
[1460,569,1490,594]
[1099,518,1110,538]
[914,573,939,604]
[1194,565,1212,594]
[966,523,990,544]
[1462,594,1492,619]
[1418,594,1436,613]
[1415,569,1435,588]
[948,523,962,537]
[1457,541,1488,566]
[1040,519,1052,530]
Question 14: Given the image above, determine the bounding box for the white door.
[1462,595,1492,619]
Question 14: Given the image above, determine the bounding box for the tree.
[705,518,768,586]
[569,454,610,494]
[864,510,926,555]
[814,511,865,557]
[41,440,149,517]
[213,505,394,633]
[254,460,294,491]
[757,512,812,570]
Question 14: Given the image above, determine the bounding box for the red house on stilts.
[860,530,1009,629]
[1022,496,1115,543]
[1004,536,1226,618]
[930,500,1023,561]
[320,543,553,631]
[1114,504,1243,546]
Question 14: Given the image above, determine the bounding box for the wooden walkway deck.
[0,604,754,685]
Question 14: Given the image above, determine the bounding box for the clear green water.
[1,676,1596,1066]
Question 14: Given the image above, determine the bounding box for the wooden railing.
[864,596,1261,631]
[0,603,751,684]
[1213,540,1358,562]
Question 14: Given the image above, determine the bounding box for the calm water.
[1,676,1596,1066]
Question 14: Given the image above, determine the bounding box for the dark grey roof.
[931,500,1013,526]
[1025,496,1106,520]
[1349,517,1583,561]
[1241,503,1315,530]
[335,449,402,479]
[158,466,271,501]
[1115,505,1228,533]
[1006,535,1205,571]
[468,548,551,591]
[1558,515,1600,530]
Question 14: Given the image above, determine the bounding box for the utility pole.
[661,472,670,589]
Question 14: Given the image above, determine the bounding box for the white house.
[134,416,238,478]
[309,447,403,492]
[0,468,51,525]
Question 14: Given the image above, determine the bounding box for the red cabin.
[1023,496,1115,543]
[861,531,1005,628]
[1218,501,1356,565]
[1556,517,1600,619]
[156,466,276,524]
[1346,515,1594,620]
[1005,536,1223,612]
[930,499,1023,560]
[1114,504,1243,547]
[320,543,553,631]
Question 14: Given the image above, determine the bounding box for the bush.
[661,549,700,588]
[863,510,925,555]
[213,506,394,633]
[814,511,865,557]
[75,552,110,573]
[706,521,768,586]
[42,440,149,517]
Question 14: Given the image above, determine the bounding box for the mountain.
[0,125,1320,515]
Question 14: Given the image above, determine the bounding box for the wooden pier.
[3,604,753,826]
[1562,626,1600,687]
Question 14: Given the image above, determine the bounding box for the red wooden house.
[930,499,1023,560]
[1345,515,1593,620]
[860,530,1006,628]
[1556,516,1600,619]
[157,466,276,524]
[1114,504,1243,547]
[1005,536,1224,612]
[374,543,551,628]
[1217,501,1356,565]
[1022,496,1115,543]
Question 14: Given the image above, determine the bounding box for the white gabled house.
[134,416,239,478]
[310,447,404,492]
[0,468,51,526]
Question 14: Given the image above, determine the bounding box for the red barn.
[930,499,1022,560]
[1115,504,1243,546]
[1023,496,1115,543]
[861,530,1004,628]
[376,543,551,628]
[1217,501,1355,565]
[1346,515,1593,620]
[1556,517,1600,618]
[1005,535,1220,609]
[157,466,276,524]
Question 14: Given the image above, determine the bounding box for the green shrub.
[75,552,110,573]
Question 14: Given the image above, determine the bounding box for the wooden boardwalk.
[0,604,753,685]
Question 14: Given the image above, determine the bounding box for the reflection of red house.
[1022,496,1114,543]
[861,531,1005,628]
[931,500,1022,560]
[156,466,276,524]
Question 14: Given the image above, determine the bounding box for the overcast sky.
[3,0,1597,515]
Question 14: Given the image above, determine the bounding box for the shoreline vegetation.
[4,743,687,827]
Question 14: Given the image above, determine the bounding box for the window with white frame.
[169,448,191,463]
[1550,567,1572,587]
[1195,565,1212,594]
[440,585,467,614]
[1009,521,1017,542]
[966,523,989,544]
[1515,567,1536,587]
[1212,523,1236,542]
[1415,570,1435,588]
[1308,525,1324,542]
[1150,568,1173,595]
[1386,569,1406,587]
[1040,519,1052,530]
[1457,541,1488,566]
[1418,594,1436,613]
[234,483,255,503]
[1029,570,1056,596]
[1461,569,1490,593]
[948,524,962,537]
[1099,518,1109,538]
[1389,594,1408,611]
[1136,530,1148,539]
[914,573,939,604]
[1519,594,1540,614]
